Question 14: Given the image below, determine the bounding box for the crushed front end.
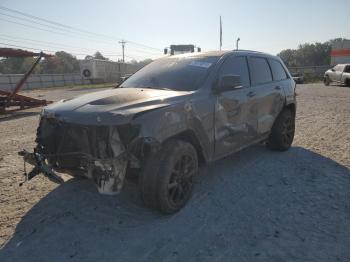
[21,115,135,195]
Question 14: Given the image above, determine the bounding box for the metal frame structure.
[0,48,52,114]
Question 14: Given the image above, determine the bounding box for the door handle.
[275,86,281,90]
[247,91,255,97]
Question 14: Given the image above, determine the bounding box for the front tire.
[324,76,330,86]
[267,109,295,151]
[140,140,198,214]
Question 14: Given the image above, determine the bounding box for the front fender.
[132,98,214,161]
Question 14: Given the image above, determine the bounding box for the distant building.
[331,39,350,65]
[79,59,142,83]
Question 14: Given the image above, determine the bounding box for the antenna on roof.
[236,37,240,50]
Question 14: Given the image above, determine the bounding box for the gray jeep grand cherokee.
[21,50,296,213]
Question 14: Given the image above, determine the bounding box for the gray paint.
[26,50,297,194]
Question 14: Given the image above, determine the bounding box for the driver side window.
[218,56,250,88]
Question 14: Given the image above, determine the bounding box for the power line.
[0,6,75,30]
[0,12,76,34]
[0,5,163,52]
[0,7,163,59]
[0,12,133,47]
[0,17,157,59]
[0,34,160,60]
[0,42,75,55]
[0,17,123,46]
[0,18,72,37]
[0,35,122,56]
[0,6,121,42]
[0,16,162,60]
[0,42,149,61]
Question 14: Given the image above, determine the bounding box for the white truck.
[164,44,201,56]
[324,64,350,86]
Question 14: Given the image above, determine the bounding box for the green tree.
[278,40,336,67]
[0,57,25,73]
[41,51,79,74]
[20,57,43,73]
[93,51,108,60]
[278,49,297,67]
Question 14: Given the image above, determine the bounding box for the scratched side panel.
[251,83,285,135]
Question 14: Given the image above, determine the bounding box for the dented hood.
[42,87,192,125]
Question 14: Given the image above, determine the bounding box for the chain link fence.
[288,65,330,82]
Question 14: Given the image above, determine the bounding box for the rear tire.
[346,79,350,87]
[267,109,295,151]
[324,76,330,86]
[140,139,198,214]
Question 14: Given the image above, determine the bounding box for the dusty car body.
[21,50,296,213]
[324,64,350,86]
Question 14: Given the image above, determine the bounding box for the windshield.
[120,56,220,91]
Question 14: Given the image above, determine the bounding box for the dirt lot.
[0,83,349,261]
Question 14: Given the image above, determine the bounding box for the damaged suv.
[21,50,296,213]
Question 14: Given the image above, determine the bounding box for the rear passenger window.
[269,59,287,81]
[345,66,350,73]
[249,57,272,85]
[218,56,250,88]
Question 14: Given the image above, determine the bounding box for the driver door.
[214,55,257,159]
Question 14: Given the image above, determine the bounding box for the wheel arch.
[163,130,207,165]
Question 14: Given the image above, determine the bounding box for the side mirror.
[215,74,242,93]
[331,68,335,72]
[164,48,168,55]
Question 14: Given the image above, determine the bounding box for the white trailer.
[79,59,142,83]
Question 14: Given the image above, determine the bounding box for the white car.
[324,64,350,86]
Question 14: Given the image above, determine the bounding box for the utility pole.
[219,16,222,51]
[119,40,127,63]
[236,37,240,50]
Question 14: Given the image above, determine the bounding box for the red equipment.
[0,48,53,114]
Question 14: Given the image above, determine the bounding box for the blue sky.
[0,0,349,61]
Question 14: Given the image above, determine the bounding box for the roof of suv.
[169,50,277,59]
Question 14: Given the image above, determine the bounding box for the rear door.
[214,55,257,159]
[334,65,345,82]
[247,56,285,136]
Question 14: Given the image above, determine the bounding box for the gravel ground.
[0,83,349,261]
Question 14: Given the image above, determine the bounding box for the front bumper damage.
[19,116,142,195]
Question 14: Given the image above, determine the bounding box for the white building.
[331,39,350,65]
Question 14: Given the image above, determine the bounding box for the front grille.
[36,117,119,169]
